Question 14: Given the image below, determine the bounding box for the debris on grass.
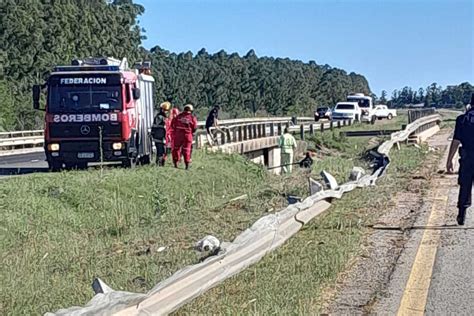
[309,178,324,195]
[321,170,338,190]
[195,235,221,253]
[349,167,365,182]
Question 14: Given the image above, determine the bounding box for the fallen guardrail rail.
[47,114,441,316]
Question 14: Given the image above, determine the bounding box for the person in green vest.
[278,127,297,174]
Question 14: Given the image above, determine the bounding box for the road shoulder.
[322,130,450,315]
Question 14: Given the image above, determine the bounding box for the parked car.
[332,102,362,122]
[314,107,332,121]
[374,105,397,120]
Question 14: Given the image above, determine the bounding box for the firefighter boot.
[158,157,165,167]
[457,208,466,226]
[185,162,191,170]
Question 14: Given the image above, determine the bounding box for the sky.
[135,0,473,95]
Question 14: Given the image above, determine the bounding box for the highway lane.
[0,151,128,176]
[373,131,474,315]
[0,151,46,165]
[0,151,48,175]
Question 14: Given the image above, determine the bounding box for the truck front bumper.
[45,140,129,164]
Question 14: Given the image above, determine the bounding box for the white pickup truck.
[373,105,397,120]
[332,102,362,122]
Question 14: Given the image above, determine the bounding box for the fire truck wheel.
[122,157,137,168]
[48,161,63,172]
[77,162,87,170]
[140,155,149,165]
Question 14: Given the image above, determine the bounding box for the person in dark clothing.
[205,105,220,145]
[446,93,474,225]
[151,102,171,166]
[299,152,314,169]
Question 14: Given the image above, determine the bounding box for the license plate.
[78,152,94,159]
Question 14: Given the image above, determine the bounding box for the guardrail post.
[195,133,200,149]
[221,130,227,145]
[237,126,242,141]
[320,123,324,132]
[262,123,267,137]
[277,123,282,135]
[337,121,341,128]
[253,124,258,139]
[330,121,334,130]
[243,125,248,140]
[300,124,305,140]
[270,122,275,136]
[309,124,314,136]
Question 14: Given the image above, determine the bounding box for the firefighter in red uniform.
[166,107,180,157]
[172,104,197,169]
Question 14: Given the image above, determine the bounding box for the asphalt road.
[373,132,474,315]
[0,151,49,175]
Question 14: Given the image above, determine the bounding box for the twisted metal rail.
[48,113,441,316]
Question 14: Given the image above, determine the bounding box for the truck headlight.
[48,143,60,151]
[112,142,123,150]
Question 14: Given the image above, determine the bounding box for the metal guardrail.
[196,119,353,148]
[407,108,438,135]
[0,117,321,156]
[0,130,44,156]
[48,113,443,316]
[0,111,440,157]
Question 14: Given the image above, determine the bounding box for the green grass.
[341,113,407,132]
[177,142,437,315]
[438,109,460,129]
[0,114,430,315]
[0,151,290,315]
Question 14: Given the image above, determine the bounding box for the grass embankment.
[342,114,406,132]
[178,122,437,314]
[1,151,309,315]
[0,115,413,315]
[438,109,460,129]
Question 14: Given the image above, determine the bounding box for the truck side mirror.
[132,88,141,100]
[33,85,42,110]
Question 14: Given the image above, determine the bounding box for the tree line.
[0,0,370,130]
[144,46,371,119]
[378,82,473,108]
[2,1,470,131]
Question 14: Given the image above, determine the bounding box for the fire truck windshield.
[49,85,122,112]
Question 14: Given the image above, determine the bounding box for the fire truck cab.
[33,57,155,171]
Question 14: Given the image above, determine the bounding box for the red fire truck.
[33,57,155,171]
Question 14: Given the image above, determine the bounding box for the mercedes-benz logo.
[80,125,91,135]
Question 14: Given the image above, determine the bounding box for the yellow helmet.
[160,101,171,111]
[184,104,194,112]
